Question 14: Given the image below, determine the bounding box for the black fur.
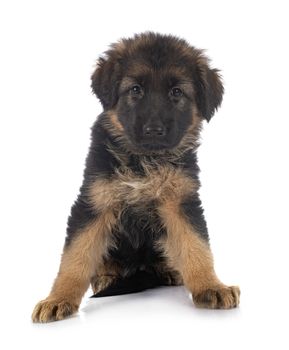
[108,204,166,275]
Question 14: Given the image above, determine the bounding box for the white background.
[0,0,288,349]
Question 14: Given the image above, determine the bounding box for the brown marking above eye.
[120,72,194,99]
[178,81,194,98]
[168,81,194,100]
[166,72,194,98]
[119,77,138,94]
[120,77,146,97]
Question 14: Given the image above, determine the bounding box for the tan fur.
[102,111,129,157]
[88,164,199,210]
[91,275,118,294]
[157,199,240,309]
[110,112,124,132]
[32,209,117,322]
[90,262,120,294]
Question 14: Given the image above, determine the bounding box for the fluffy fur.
[32,32,239,323]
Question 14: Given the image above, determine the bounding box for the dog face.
[91,33,224,151]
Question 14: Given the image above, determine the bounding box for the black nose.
[143,124,166,137]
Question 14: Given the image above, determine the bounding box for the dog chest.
[88,165,198,210]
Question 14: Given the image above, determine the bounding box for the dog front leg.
[158,199,240,309]
[32,207,116,323]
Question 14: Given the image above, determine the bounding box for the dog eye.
[130,85,142,95]
[171,87,183,97]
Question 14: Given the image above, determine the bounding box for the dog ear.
[91,53,122,110]
[194,56,224,122]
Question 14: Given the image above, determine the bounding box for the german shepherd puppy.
[32,32,240,323]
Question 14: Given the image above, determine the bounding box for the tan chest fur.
[88,164,198,211]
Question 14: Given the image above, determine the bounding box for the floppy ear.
[194,58,224,122]
[91,54,122,110]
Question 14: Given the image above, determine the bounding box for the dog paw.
[32,298,78,323]
[193,285,240,309]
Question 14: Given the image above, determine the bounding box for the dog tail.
[91,270,169,298]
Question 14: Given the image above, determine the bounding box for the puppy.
[32,32,240,323]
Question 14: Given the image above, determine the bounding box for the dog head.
[91,32,223,152]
